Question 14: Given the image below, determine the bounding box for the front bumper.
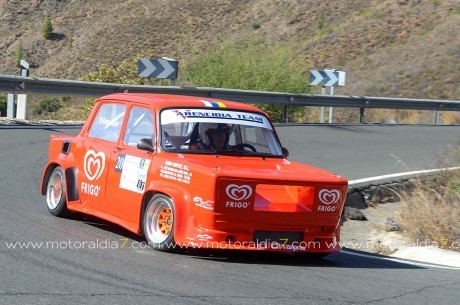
[181,226,342,253]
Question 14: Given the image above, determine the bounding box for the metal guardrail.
[1,74,459,122]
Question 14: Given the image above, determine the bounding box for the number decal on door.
[115,154,126,173]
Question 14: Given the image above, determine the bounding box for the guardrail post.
[434,110,440,125]
[16,94,28,119]
[320,86,326,123]
[7,93,15,119]
[359,107,366,123]
[328,86,335,123]
[284,105,289,123]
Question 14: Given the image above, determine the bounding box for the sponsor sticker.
[84,150,106,181]
[119,155,151,193]
[98,116,120,128]
[160,160,192,184]
[193,196,214,210]
[196,234,213,241]
[317,189,341,212]
[161,109,272,129]
[225,184,253,209]
[81,150,106,197]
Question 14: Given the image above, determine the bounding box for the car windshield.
[160,108,283,157]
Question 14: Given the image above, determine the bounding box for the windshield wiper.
[215,149,274,158]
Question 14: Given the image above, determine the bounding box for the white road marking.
[348,167,460,186]
[341,250,460,270]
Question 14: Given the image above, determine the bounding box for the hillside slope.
[0,0,459,100]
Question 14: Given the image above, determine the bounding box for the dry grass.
[397,145,460,251]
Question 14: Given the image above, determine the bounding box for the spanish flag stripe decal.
[201,101,213,107]
[201,100,227,108]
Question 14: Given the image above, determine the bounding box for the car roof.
[98,93,265,114]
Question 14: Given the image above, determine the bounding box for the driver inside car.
[189,123,231,151]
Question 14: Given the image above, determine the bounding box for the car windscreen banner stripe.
[161,109,272,130]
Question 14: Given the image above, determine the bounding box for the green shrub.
[15,43,23,67]
[33,98,62,117]
[283,8,293,20]
[67,37,73,49]
[182,40,313,122]
[41,18,53,39]
[32,107,43,116]
[251,21,261,29]
[83,50,157,84]
[83,43,313,122]
[315,12,325,30]
[0,95,6,116]
[81,51,158,115]
[454,4,460,14]
[417,23,434,36]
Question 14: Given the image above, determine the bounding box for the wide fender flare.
[143,180,194,243]
[41,160,79,202]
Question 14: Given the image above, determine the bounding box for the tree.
[15,43,23,67]
[33,98,62,117]
[41,18,53,39]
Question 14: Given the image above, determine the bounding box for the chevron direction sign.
[309,70,346,87]
[138,58,178,79]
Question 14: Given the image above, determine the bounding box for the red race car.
[41,93,348,255]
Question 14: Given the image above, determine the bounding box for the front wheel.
[143,194,176,252]
[46,166,69,217]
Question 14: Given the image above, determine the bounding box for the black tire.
[45,166,69,217]
[143,194,176,252]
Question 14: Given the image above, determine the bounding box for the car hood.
[183,155,347,184]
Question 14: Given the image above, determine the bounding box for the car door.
[76,101,127,212]
[105,105,155,228]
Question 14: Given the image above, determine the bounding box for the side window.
[88,103,126,142]
[123,107,154,147]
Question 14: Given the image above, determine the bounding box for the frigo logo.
[83,150,106,181]
[225,184,252,201]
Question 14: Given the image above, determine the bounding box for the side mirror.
[137,138,154,153]
[281,147,289,158]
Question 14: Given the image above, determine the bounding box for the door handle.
[113,146,125,153]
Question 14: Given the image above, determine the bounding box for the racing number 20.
[115,154,125,173]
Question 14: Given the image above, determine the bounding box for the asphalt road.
[276,124,460,180]
[0,125,459,304]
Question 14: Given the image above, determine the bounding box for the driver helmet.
[199,123,230,148]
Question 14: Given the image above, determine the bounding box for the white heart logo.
[226,184,252,201]
[84,150,106,181]
[318,189,341,205]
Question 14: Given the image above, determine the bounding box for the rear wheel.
[46,166,69,217]
[143,194,176,252]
